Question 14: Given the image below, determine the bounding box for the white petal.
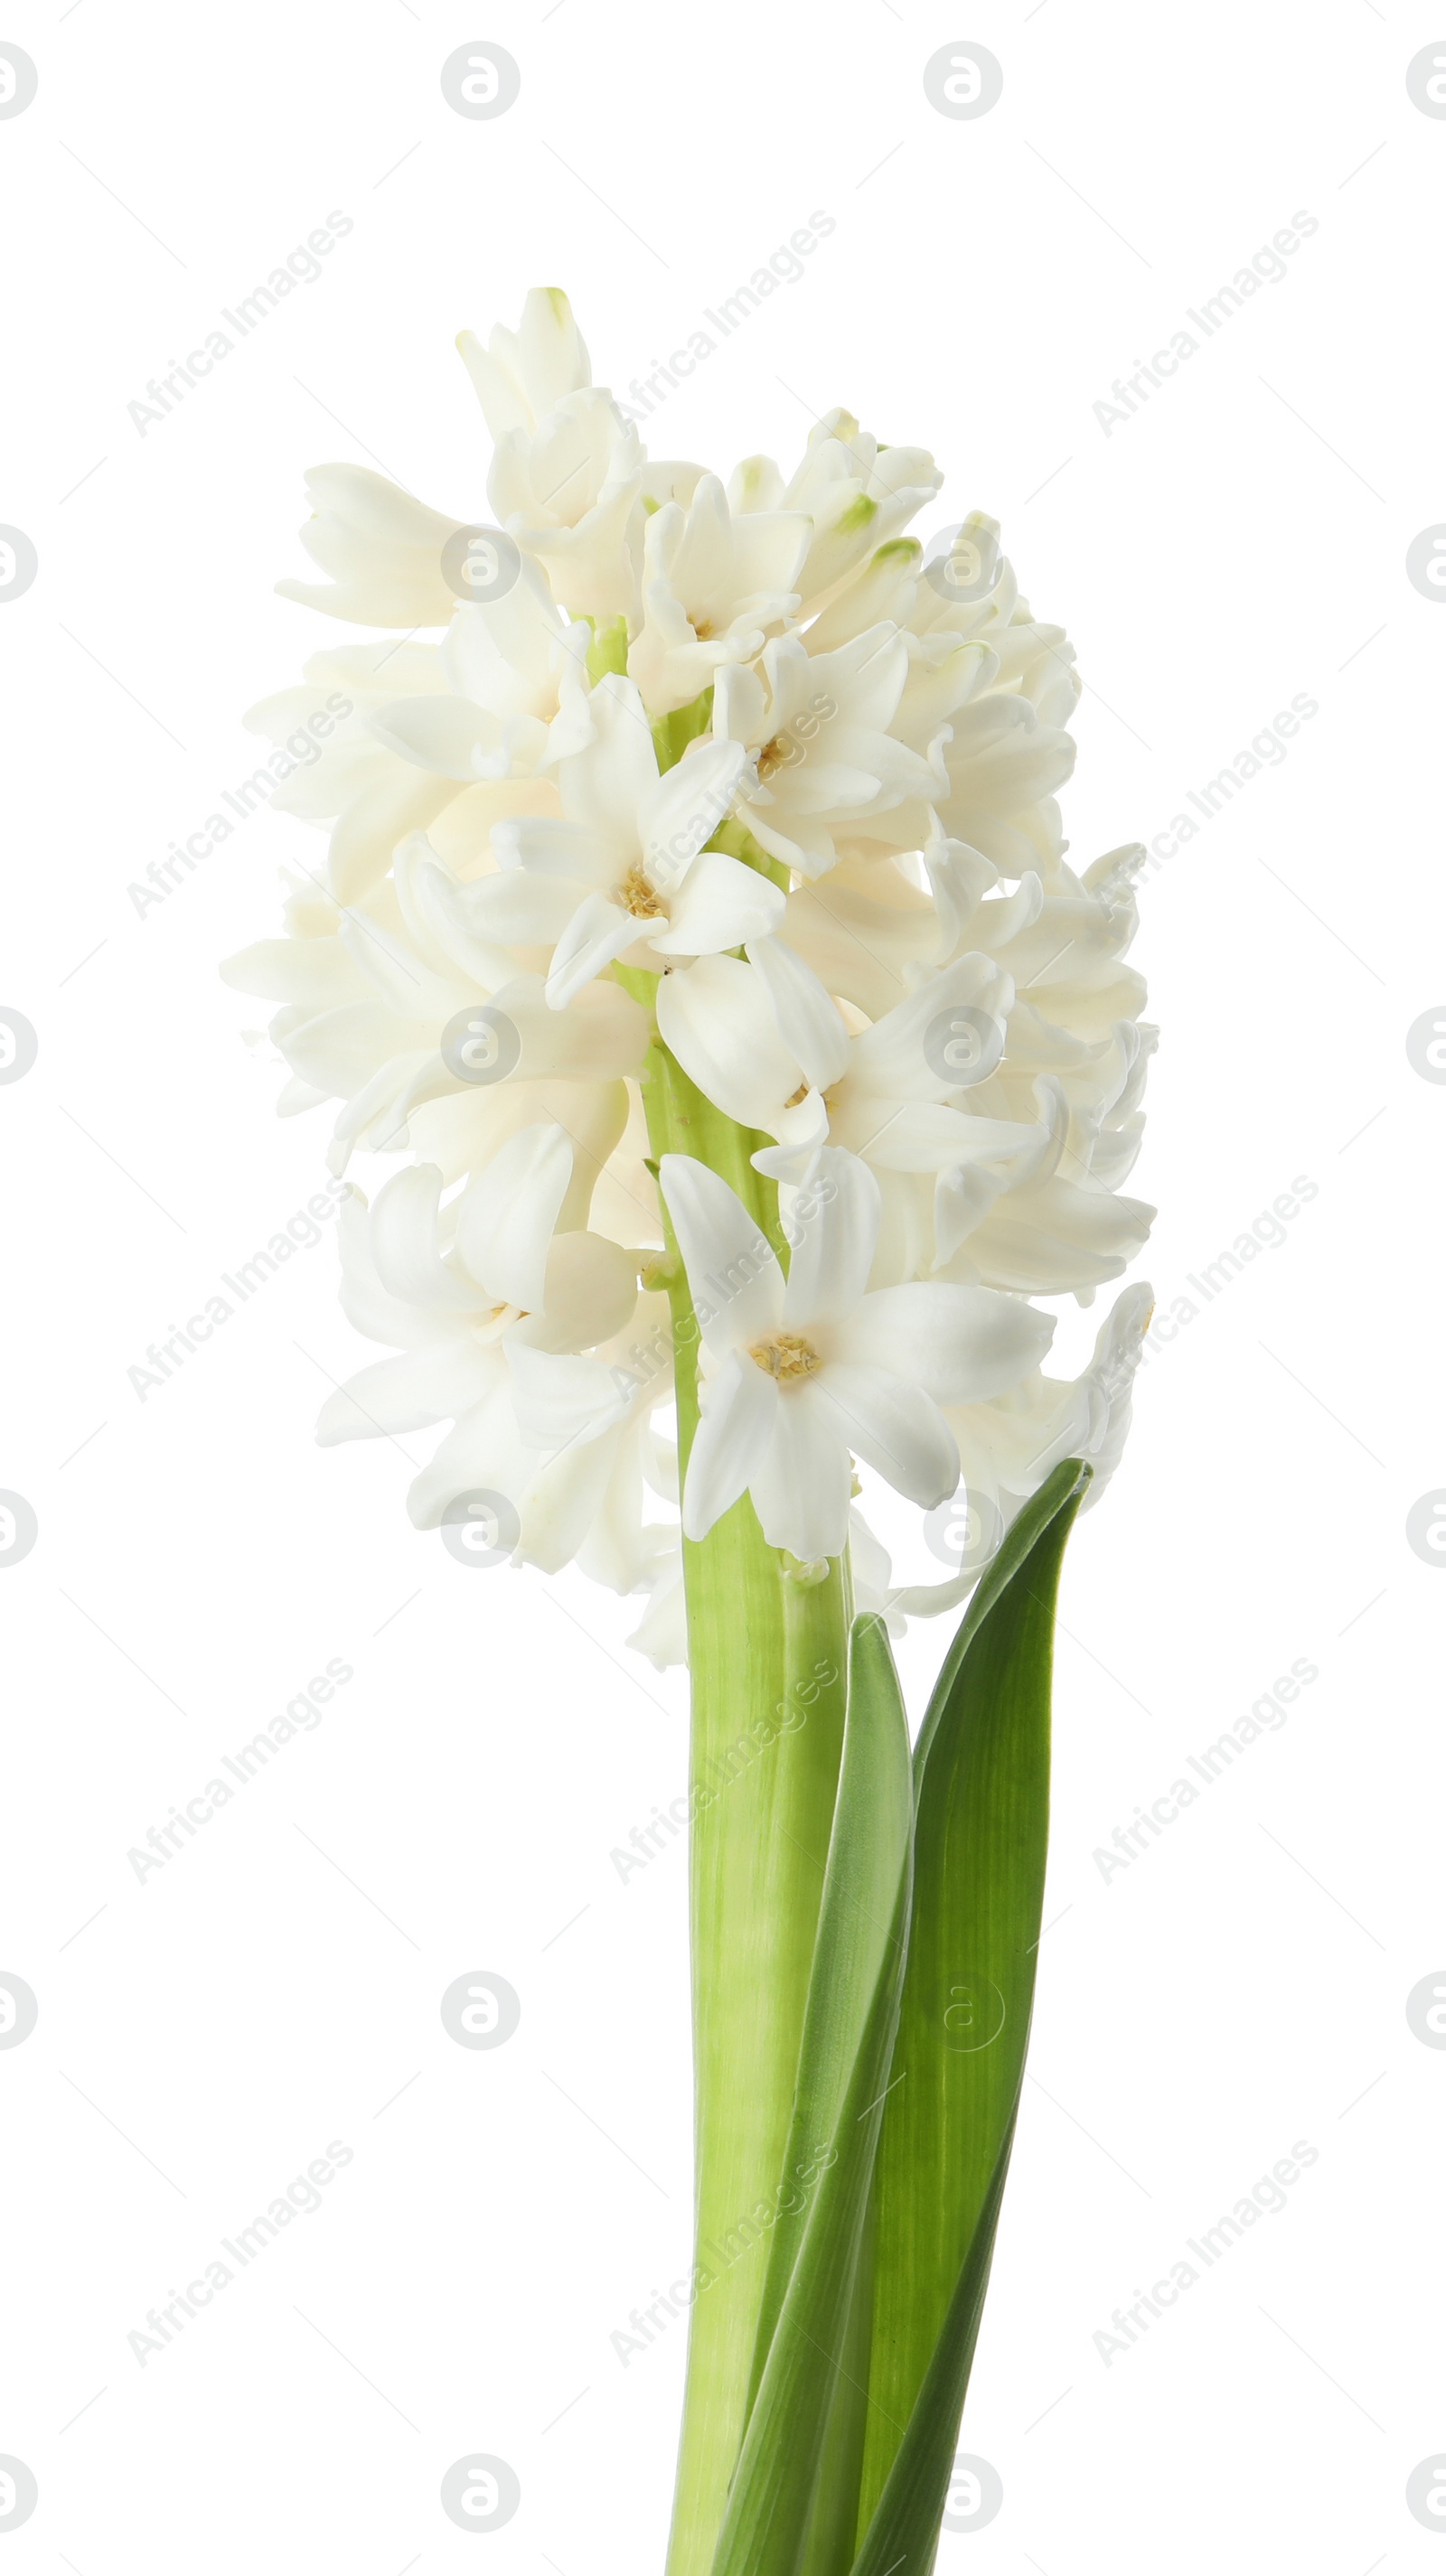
[745,937,851,1090]
[366,697,510,781]
[682,1348,777,1540]
[516,1421,627,1571]
[850,953,1009,1100]
[638,736,747,892]
[655,953,802,1129]
[506,1344,630,1449]
[649,850,785,956]
[658,1157,784,1355]
[220,938,368,1009]
[812,1363,958,1507]
[509,1231,638,1352]
[837,1099,1028,1173]
[782,1147,879,1329]
[452,869,584,946]
[486,972,650,1081]
[746,1384,852,1558]
[370,1165,479,1311]
[545,893,641,1008]
[316,1341,498,1443]
[405,1382,535,1530]
[492,814,610,884]
[454,1122,572,1311]
[560,671,660,851]
[831,1283,1054,1401]
[713,659,767,747]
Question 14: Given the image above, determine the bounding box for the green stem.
[633,1017,850,2575]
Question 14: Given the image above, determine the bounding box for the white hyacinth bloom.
[488,676,773,1007]
[660,1150,1053,1560]
[232,286,1156,1662]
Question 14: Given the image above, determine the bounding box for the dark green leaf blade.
[851,1457,1091,2569]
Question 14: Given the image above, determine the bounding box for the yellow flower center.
[619,864,665,920]
[748,1331,822,1383]
[756,734,789,780]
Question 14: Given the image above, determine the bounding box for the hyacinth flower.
[227,288,1155,2573]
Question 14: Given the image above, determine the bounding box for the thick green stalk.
[634,1021,850,2576]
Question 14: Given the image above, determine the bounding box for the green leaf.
[708,1613,914,2576]
[850,1457,1091,2571]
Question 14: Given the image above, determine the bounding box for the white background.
[1,2,1441,2568]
